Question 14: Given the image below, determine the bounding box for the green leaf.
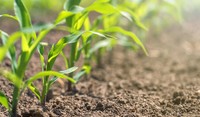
[30,29,52,54]
[47,67,78,90]
[102,26,148,55]
[73,64,92,82]
[47,31,84,70]
[21,23,54,33]
[73,31,108,61]
[86,1,117,14]
[1,31,17,72]
[47,76,58,90]
[89,39,116,54]
[79,31,112,60]
[82,65,91,74]
[25,71,76,87]
[88,31,110,38]
[0,14,18,21]
[28,84,41,101]
[37,44,45,70]
[74,71,86,82]
[117,6,147,30]
[84,17,91,31]
[118,37,139,50]
[60,67,78,74]
[60,51,69,69]
[96,0,110,2]
[14,0,36,47]
[64,0,81,11]
[14,0,32,28]
[74,12,88,30]
[54,11,74,24]
[16,51,30,77]
[68,6,85,13]
[21,34,30,51]
[64,31,84,44]
[0,31,21,62]
[0,91,10,111]
[0,69,20,87]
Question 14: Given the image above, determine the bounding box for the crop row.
[0,0,181,117]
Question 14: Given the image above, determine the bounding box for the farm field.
[1,13,200,117]
[1,0,200,117]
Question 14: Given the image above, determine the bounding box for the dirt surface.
[1,14,200,117]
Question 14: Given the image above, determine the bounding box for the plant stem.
[97,48,102,68]
[11,87,20,117]
[67,42,77,91]
[41,76,48,106]
[11,56,28,117]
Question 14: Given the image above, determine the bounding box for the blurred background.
[0,0,200,38]
[0,0,199,26]
[0,0,199,24]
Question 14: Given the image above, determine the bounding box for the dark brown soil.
[1,14,200,117]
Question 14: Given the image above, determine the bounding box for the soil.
[1,13,200,117]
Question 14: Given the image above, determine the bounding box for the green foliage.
[114,0,183,37]
[0,91,10,113]
[0,0,66,14]
[0,0,75,116]
[0,0,182,116]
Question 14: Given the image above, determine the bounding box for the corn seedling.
[0,0,75,116]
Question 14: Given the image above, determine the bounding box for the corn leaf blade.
[64,0,81,11]
[102,26,148,55]
[28,84,41,101]
[60,67,78,74]
[47,31,83,70]
[0,14,18,21]
[14,0,32,28]
[1,31,17,72]
[0,31,21,62]
[0,91,10,111]
[25,71,76,87]
[86,2,117,14]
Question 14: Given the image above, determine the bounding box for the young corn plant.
[58,0,148,91]
[59,0,146,90]
[0,0,76,116]
[57,0,115,91]
[27,41,78,106]
[63,0,84,91]
[80,0,148,67]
